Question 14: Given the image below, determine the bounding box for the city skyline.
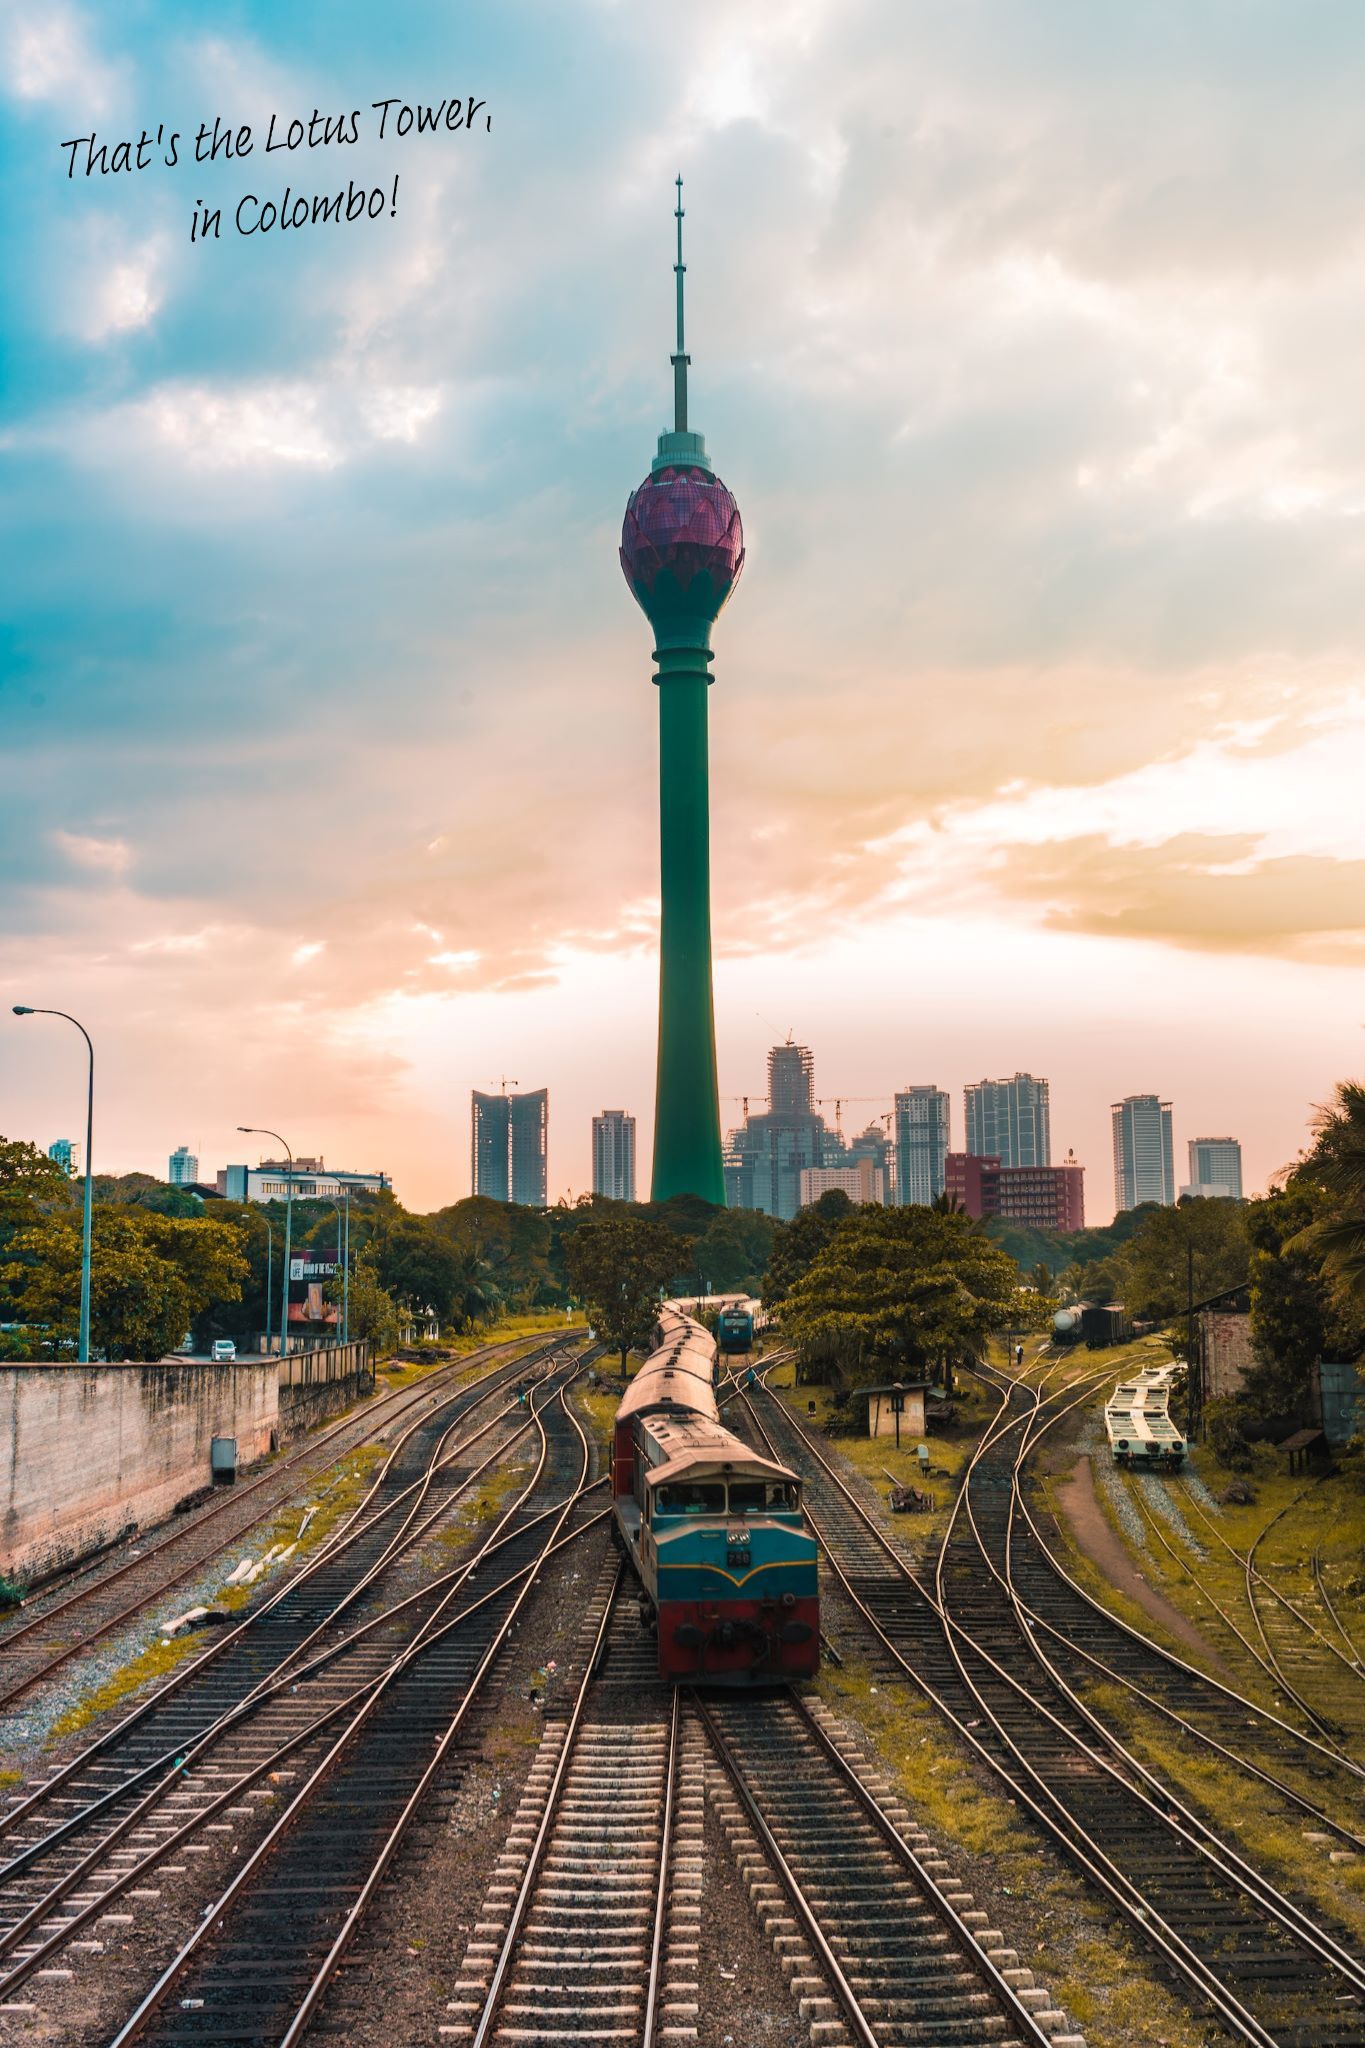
[14,1047,1298,1219]
[4,3,1363,1221]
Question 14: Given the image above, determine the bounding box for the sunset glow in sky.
[4,0,1364,1218]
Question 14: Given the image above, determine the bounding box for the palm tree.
[1299,1081,1365,1301]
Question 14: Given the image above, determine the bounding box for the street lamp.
[238,1126,293,1359]
[262,1217,274,1355]
[13,1007,94,1364]
[332,1188,351,1344]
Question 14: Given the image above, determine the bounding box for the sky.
[2,0,1364,1220]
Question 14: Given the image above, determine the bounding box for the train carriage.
[612,1304,819,1683]
[1105,1363,1186,1469]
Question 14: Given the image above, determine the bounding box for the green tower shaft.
[653,634,724,1203]
[620,179,745,1206]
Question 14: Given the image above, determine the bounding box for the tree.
[0,1139,74,1284]
[1112,1198,1250,1324]
[1297,1080,1365,1303]
[3,1208,249,1361]
[564,1216,692,1370]
[763,1191,854,1308]
[694,1208,776,1294]
[339,1248,400,1354]
[781,1205,1030,1393]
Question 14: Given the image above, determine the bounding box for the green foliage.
[1202,1397,1255,1471]
[92,1172,203,1217]
[1111,1197,1250,1323]
[340,1248,400,1354]
[1297,1080,1365,1303]
[564,1215,692,1368]
[780,1204,1030,1392]
[693,1207,776,1293]
[0,1139,75,1291]
[2,1207,249,1361]
[763,1190,854,1308]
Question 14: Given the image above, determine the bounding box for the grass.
[818,1647,1209,2048]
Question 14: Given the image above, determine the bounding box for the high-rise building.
[510,1090,549,1206]
[893,1087,950,1206]
[1184,1136,1244,1201]
[620,181,745,1204]
[592,1110,637,1202]
[945,1153,1085,1232]
[472,1089,548,1207]
[768,1042,814,1115]
[471,1093,511,1201]
[1112,1097,1175,1211]
[724,1042,828,1221]
[798,1160,887,1207]
[47,1138,76,1176]
[168,1145,198,1187]
[964,1074,1051,1168]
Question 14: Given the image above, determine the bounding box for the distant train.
[611,1304,820,1683]
[1105,1364,1186,1470]
[716,1304,755,1355]
[1052,1302,1134,1349]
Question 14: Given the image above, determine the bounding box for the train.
[611,1303,820,1684]
[1104,1363,1187,1469]
[716,1303,755,1355]
[1051,1302,1134,1350]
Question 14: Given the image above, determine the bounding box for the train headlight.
[781,1591,796,1609]
[1117,1438,1128,1449]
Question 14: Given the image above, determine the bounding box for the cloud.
[4,2,117,114]
[52,830,132,876]
[992,832,1365,959]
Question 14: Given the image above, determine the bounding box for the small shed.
[1279,1426,1329,1476]
[862,1381,931,1441]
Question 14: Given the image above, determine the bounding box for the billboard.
[288,1247,339,1326]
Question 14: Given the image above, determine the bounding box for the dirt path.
[1054,1453,1232,1676]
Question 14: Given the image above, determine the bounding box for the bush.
[1203,1397,1254,1472]
[0,1576,23,1612]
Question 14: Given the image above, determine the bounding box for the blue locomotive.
[716,1303,755,1355]
[612,1305,819,1683]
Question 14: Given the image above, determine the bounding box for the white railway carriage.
[1105,1363,1187,1469]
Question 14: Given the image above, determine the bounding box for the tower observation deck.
[619,179,745,1204]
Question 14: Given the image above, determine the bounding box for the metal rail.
[106,1382,597,2045]
[0,1333,562,1717]
[740,1379,1364,2048]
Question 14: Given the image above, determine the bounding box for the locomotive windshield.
[655,1478,800,1515]
[656,1482,727,1513]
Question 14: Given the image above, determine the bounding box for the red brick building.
[944,1153,1085,1231]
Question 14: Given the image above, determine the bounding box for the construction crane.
[815,1096,892,1137]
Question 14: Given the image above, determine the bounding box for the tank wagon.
[612,1304,819,1683]
[1105,1363,1186,1469]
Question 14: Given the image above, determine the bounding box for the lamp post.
[13,1006,94,1364]
[239,1127,293,1359]
[332,1189,351,1344]
[262,1217,274,1356]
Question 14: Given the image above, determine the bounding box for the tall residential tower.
[1112,1096,1174,1210]
[620,181,745,1203]
[964,1073,1051,1168]
[592,1111,638,1201]
[472,1089,549,1207]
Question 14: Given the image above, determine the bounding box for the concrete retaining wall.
[0,1340,373,1584]
[278,1339,374,1441]
[1,1361,278,1584]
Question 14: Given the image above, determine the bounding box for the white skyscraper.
[592,1110,637,1202]
[1112,1097,1175,1211]
[893,1087,950,1205]
[964,1074,1051,1168]
[168,1145,198,1186]
[1184,1136,1244,1200]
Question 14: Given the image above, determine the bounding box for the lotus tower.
[619,179,745,1204]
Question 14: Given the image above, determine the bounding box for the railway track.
[0,1354,595,2014]
[0,1334,567,1725]
[15,1374,601,2044]
[699,1689,1067,2048]
[984,1368,1365,1832]
[740,1377,1365,2048]
[449,1538,1062,2048]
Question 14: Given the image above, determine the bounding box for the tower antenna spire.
[671,173,689,434]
